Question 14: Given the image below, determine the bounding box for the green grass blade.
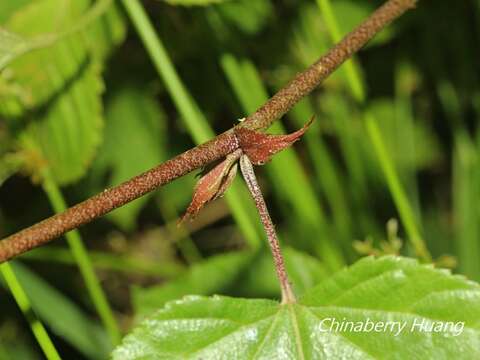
[394,62,423,226]
[0,262,61,360]
[317,0,431,261]
[5,261,112,359]
[121,0,262,250]
[365,112,430,260]
[453,132,480,281]
[41,170,121,345]
[288,98,354,256]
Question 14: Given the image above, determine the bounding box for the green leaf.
[0,0,30,23]
[217,0,273,35]
[369,99,440,173]
[0,28,28,70]
[15,60,104,185]
[0,0,125,70]
[0,0,119,185]
[91,86,167,230]
[0,153,23,187]
[1,262,111,359]
[132,251,253,316]
[331,0,393,46]
[453,133,480,281]
[114,256,480,359]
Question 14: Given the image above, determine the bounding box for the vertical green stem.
[317,0,431,261]
[365,113,430,260]
[41,170,121,345]
[0,262,61,360]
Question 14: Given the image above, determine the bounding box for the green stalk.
[317,0,431,261]
[41,170,121,345]
[365,112,429,260]
[453,132,480,281]
[121,0,262,250]
[0,262,61,360]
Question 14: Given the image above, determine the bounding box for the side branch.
[0,0,417,262]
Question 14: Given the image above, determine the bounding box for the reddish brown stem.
[0,133,238,262]
[0,0,417,263]
[239,154,295,304]
[241,0,417,131]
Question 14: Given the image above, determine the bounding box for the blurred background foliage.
[0,0,479,358]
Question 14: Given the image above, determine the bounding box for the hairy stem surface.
[239,155,296,304]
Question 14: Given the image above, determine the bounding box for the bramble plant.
[0,0,479,359]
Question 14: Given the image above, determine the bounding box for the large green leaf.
[0,0,125,185]
[0,0,124,70]
[14,60,104,185]
[114,256,480,359]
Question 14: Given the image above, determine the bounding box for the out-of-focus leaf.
[84,0,126,60]
[0,0,30,23]
[288,3,344,89]
[21,246,185,278]
[161,0,232,5]
[0,337,38,360]
[453,133,480,281]
[158,173,197,213]
[0,262,111,359]
[290,3,331,66]
[217,0,273,35]
[0,0,92,115]
[0,29,28,70]
[114,256,480,359]
[331,0,394,46]
[237,247,328,298]
[0,0,126,185]
[0,0,125,70]
[14,60,104,185]
[90,86,167,230]
[132,251,253,316]
[0,153,23,187]
[369,99,441,172]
